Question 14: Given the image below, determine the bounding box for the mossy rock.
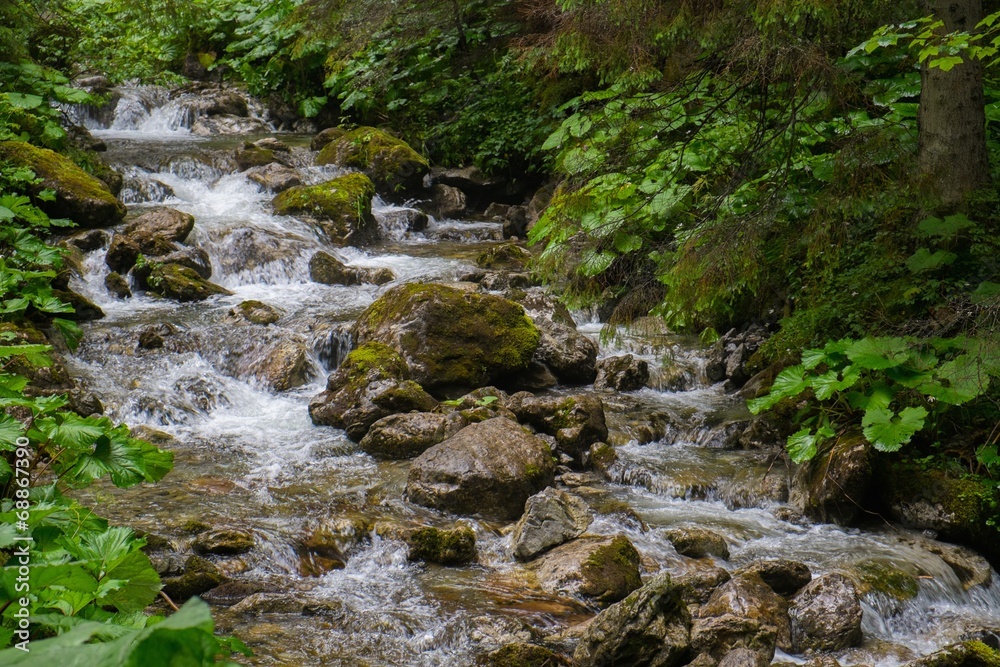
[0,140,125,227]
[352,283,540,395]
[148,263,233,302]
[309,342,438,440]
[878,460,999,560]
[905,641,1000,667]
[476,243,532,271]
[161,555,225,602]
[231,299,281,325]
[406,526,476,565]
[315,126,429,199]
[530,534,642,605]
[478,643,570,667]
[272,173,379,246]
[849,558,920,601]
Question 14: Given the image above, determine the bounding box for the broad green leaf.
[972,281,1000,303]
[99,550,161,613]
[862,406,928,452]
[917,214,976,238]
[786,427,819,463]
[906,248,957,273]
[801,347,829,370]
[811,365,862,400]
[846,337,911,370]
[929,55,965,71]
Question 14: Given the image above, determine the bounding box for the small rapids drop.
[61,87,1000,666]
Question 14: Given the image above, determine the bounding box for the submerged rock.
[530,534,642,605]
[406,417,555,520]
[235,141,292,171]
[309,342,438,441]
[511,487,593,561]
[478,643,569,667]
[192,528,255,555]
[789,573,863,653]
[476,244,532,271]
[315,126,429,199]
[309,250,394,286]
[310,127,347,152]
[406,525,477,565]
[252,340,309,391]
[573,570,691,667]
[0,140,125,227]
[161,555,225,602]
[352,283,540,396]
[272,173,380,246]
[595,354,650,392]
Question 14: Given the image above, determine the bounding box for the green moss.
[344,342,409,382]
[0,140,125,227]
[149,263,232,302]
[580,535,642,603]
[883,461,994,532]
[407,526,476,565]
[272,173,377,244]
[315,126,429,196]
[354,283,540,393]
[476,243,533,271]
[235,300,280,325]
[479,643,567,667]
[912,641,1000,667]
[852,558,920,600]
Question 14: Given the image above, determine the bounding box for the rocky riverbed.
[13,83,997,666]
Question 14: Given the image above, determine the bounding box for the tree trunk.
[918,0,990,206]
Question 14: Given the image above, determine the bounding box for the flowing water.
[61,89,1000,666]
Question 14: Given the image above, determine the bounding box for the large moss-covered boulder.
[315,126,429,199]
[788,429,872,525]
[309,342,438,441]
[352,283,540,396]
[878,460,1000,563]
[148,263,232,302]
[573,571,692,667]
[0,140,125,227]
[272,173,379,246]
[406,417,555,520]
[903,641,1000,667]
[478,643,569,667]
[529,534,642,606]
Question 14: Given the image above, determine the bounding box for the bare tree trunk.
[918,0,990,205]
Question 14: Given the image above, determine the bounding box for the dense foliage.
[0,22,248,663]
[3,0,1000,659]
